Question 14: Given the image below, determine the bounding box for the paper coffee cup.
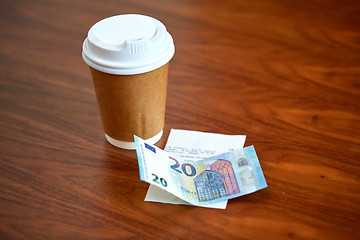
[82,14,175,149]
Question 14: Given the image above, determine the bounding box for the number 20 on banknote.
[169,157,196,176]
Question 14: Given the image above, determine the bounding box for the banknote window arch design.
[210,159,240,195]
[194,170,227,202]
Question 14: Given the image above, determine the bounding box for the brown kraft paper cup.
[90,63,169,144]
[82,14,175,149]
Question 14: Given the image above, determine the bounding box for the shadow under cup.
[90,63,169,149]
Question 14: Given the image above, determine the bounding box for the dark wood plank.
[0,0,359,239]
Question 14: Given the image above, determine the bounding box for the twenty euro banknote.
[135,136,267,206]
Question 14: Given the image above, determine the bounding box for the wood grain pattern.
[1,0,359,239]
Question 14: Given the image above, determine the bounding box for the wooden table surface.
[1,0,359,239]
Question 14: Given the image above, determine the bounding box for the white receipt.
[145,129,246,209]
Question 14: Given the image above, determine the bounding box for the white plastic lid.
[82,14,175,75]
